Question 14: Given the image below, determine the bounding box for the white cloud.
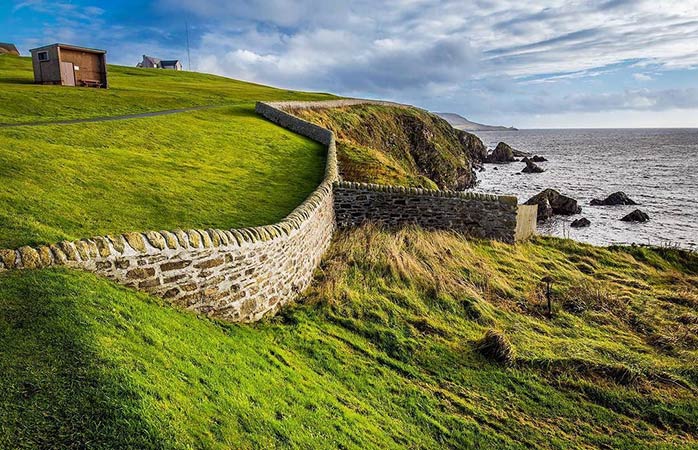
[633,73,653,81]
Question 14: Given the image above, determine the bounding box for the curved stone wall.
[0,104,339,322]
[0,100,535,322]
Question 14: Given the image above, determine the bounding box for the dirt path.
[0,104,225,128]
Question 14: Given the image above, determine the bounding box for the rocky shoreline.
[479,140,652,231]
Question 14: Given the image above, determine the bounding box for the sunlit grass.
[1,226,695,448]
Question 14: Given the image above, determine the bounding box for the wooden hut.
[30,43,108,88]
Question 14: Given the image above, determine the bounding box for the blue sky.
[3,0,698,128]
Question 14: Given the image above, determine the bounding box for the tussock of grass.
[475,329,515,365]
[4,225,694,448]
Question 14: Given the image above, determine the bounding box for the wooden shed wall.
[59,48,107,85]
[31,46,62,84]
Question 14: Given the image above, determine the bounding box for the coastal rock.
[456,130,488,165]
[621,209,650,222]
[525,189,582,221]
[522,159,545,173]
[485,142,517,163]
[537,198,554,221]
[511,148,532,158]
[531,155,547,162]
[571,217,591,228]
[591,191,638,206]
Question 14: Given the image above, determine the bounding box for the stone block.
[0,249,17,269]
[126,267,156,279]
[160,260,191,272]
[18,246,40,269]
[145,231,166,250]
[123,233,146,253]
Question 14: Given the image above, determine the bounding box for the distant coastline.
[436,112,518,131]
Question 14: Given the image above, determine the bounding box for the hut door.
[60,62,76,86]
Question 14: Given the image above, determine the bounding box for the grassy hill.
[291,104,487,190]
[0,56,333,124]
[0,56,333,248]
[1,226,696,448]
[0,54,696,449]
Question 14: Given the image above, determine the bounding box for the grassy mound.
[0,56,333,123]
[291,104,487,190]
[0,57,333,248]
[2,226,696,448]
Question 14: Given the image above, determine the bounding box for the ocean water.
[471,128,698,250]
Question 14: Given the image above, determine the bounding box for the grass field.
[0,55,333,248]
[1,226,696,449]
[0,56,333,123]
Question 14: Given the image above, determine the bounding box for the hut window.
[37,51,49,61]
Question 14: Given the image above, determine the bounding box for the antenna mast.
[185,19,191,71]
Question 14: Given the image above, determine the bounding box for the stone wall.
[0,103,339,322]
[0,99,536,322]
[333,181,521,242]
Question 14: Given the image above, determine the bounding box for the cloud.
[633,73,653,81]
[12,0,698,125]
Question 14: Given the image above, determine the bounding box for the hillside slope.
[291,104,487,190]
[2,226,696,449]
[0,56,334,123]
[0,57,333,249]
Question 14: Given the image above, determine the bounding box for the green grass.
[0,106,326,248]
[0,56,335,248]
[1,226,696,449]
[0,56,334,123]
[291,105,480,190]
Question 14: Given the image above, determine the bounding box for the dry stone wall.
[0,100,536,322]
[334,181,521,242]
[0,103,339,322]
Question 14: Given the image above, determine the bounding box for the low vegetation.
[2,225,695,448]
[291,104,487,190]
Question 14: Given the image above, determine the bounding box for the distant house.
[137,55,183,70]
[0,43,20,56]
[30,43,108,88]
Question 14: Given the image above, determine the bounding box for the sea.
[471,128,698,251]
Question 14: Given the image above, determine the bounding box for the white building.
[137,55,183,70]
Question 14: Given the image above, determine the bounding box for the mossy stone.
[124,233,146,253]
[108,235,126,254]
[18,246,41,269]
[145,231,166,250]
[0,249,17,269]
[160,231,179,249]
[49,245,67,264]
[173,229,189,248]
[37,246,53,266]
[206,229,220,247]
[93,237,112,258]
[74,240,90,260]
[199,230,213,248]
[187,230,201,248]
[58,241,79,261]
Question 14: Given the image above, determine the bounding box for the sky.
[3,0,698,128]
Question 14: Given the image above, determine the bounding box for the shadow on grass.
[0,269,168,449]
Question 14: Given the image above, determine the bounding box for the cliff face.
[291,104,486,190]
